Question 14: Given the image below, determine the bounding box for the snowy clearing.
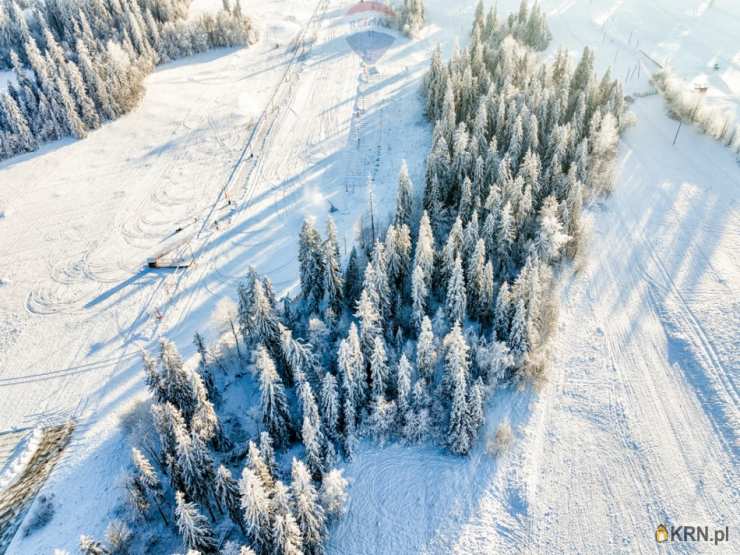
[0,0,738,553]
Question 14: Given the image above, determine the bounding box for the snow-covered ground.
[0,0,738,553]
[0,71,15,94]
[330,2,740,554]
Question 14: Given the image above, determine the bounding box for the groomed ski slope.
[0,0,738,553]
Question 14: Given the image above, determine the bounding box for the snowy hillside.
[0,0,738,554]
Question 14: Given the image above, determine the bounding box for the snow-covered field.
[0,0,738,553]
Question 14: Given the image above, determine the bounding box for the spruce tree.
[493,282,512,340]
[259,431,278,479]
[395,160,414,228]
[79,535,109,555]
[319,372,340,441]
[343,246,363,306]
[355,288,382,359]
[416,316,437,383]
[255,345,293,447]
[297,377,325,478]
[411,263,428,331]
[131,447,168,524]
[445,255,467,323]
[290,459,326,555]
[466,239,486,319]
[215,465,246,534]
[396,354,412,416]
[508,298,529,363]
[175,426,216,517]
[444,323,472,455]
[369,336,389,398]
[298,218,325,312]
[240,467,273,551]
[174,491,218,554]
[337,323,366,412]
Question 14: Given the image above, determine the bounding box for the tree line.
[0,0,256,161]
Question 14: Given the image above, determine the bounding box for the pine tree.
[290,459,326,555]
[247,440,275,491]
[343,246,363,306]
[466,239,486,319]
[279,323,318,385]
[416,316,437,383]
[366,394,397,444]
[369,336,389,398]
[240,467,273,551]
[131,447,168,524]
[299,218,325,312]
[319,372,340,441]
[441,217,464,289]
[271,484,304,555]
[255,345,293,447]
[444,323,472,455]
[151,402,187,480]
[156,339,198,423]
[322,218,343,316]
[396,354,412,416]
[297,377,325,478]
[249,279,281,351]
[337,323,366,412]
[385,224,412,287]
[270,514,303,555]
[413,211,435,287]
[174,491,218,554]
[175,426,216,517]
[445,255,467,323]
[259,431,278,478]
[355,288,382,358]
[0,92,35,153]
[367,244,392,318]
[65,59,100,130]
[467,377,485,443]
[493,281,512,340]
[410,263,428,331]
[496,201,515,275]
[395,160,414,228]
[508,298,529,363]
[533,196,569,262]
[79,535,109,555]
[215,465,246,534]
[193,332,216,401]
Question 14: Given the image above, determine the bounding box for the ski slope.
[1,0,738,553]
[330,2,739,554]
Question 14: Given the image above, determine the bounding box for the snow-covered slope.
[330,2,740,554]
[1,0,738,553]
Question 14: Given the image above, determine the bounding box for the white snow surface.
[0,71,16,93]
[0,0,738,553]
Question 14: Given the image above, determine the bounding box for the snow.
[0,428,43,490]
[1,0,738,553]
[0,70,16,93]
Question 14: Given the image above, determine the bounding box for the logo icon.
[656,524,669,543]
[345,2,398,65]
